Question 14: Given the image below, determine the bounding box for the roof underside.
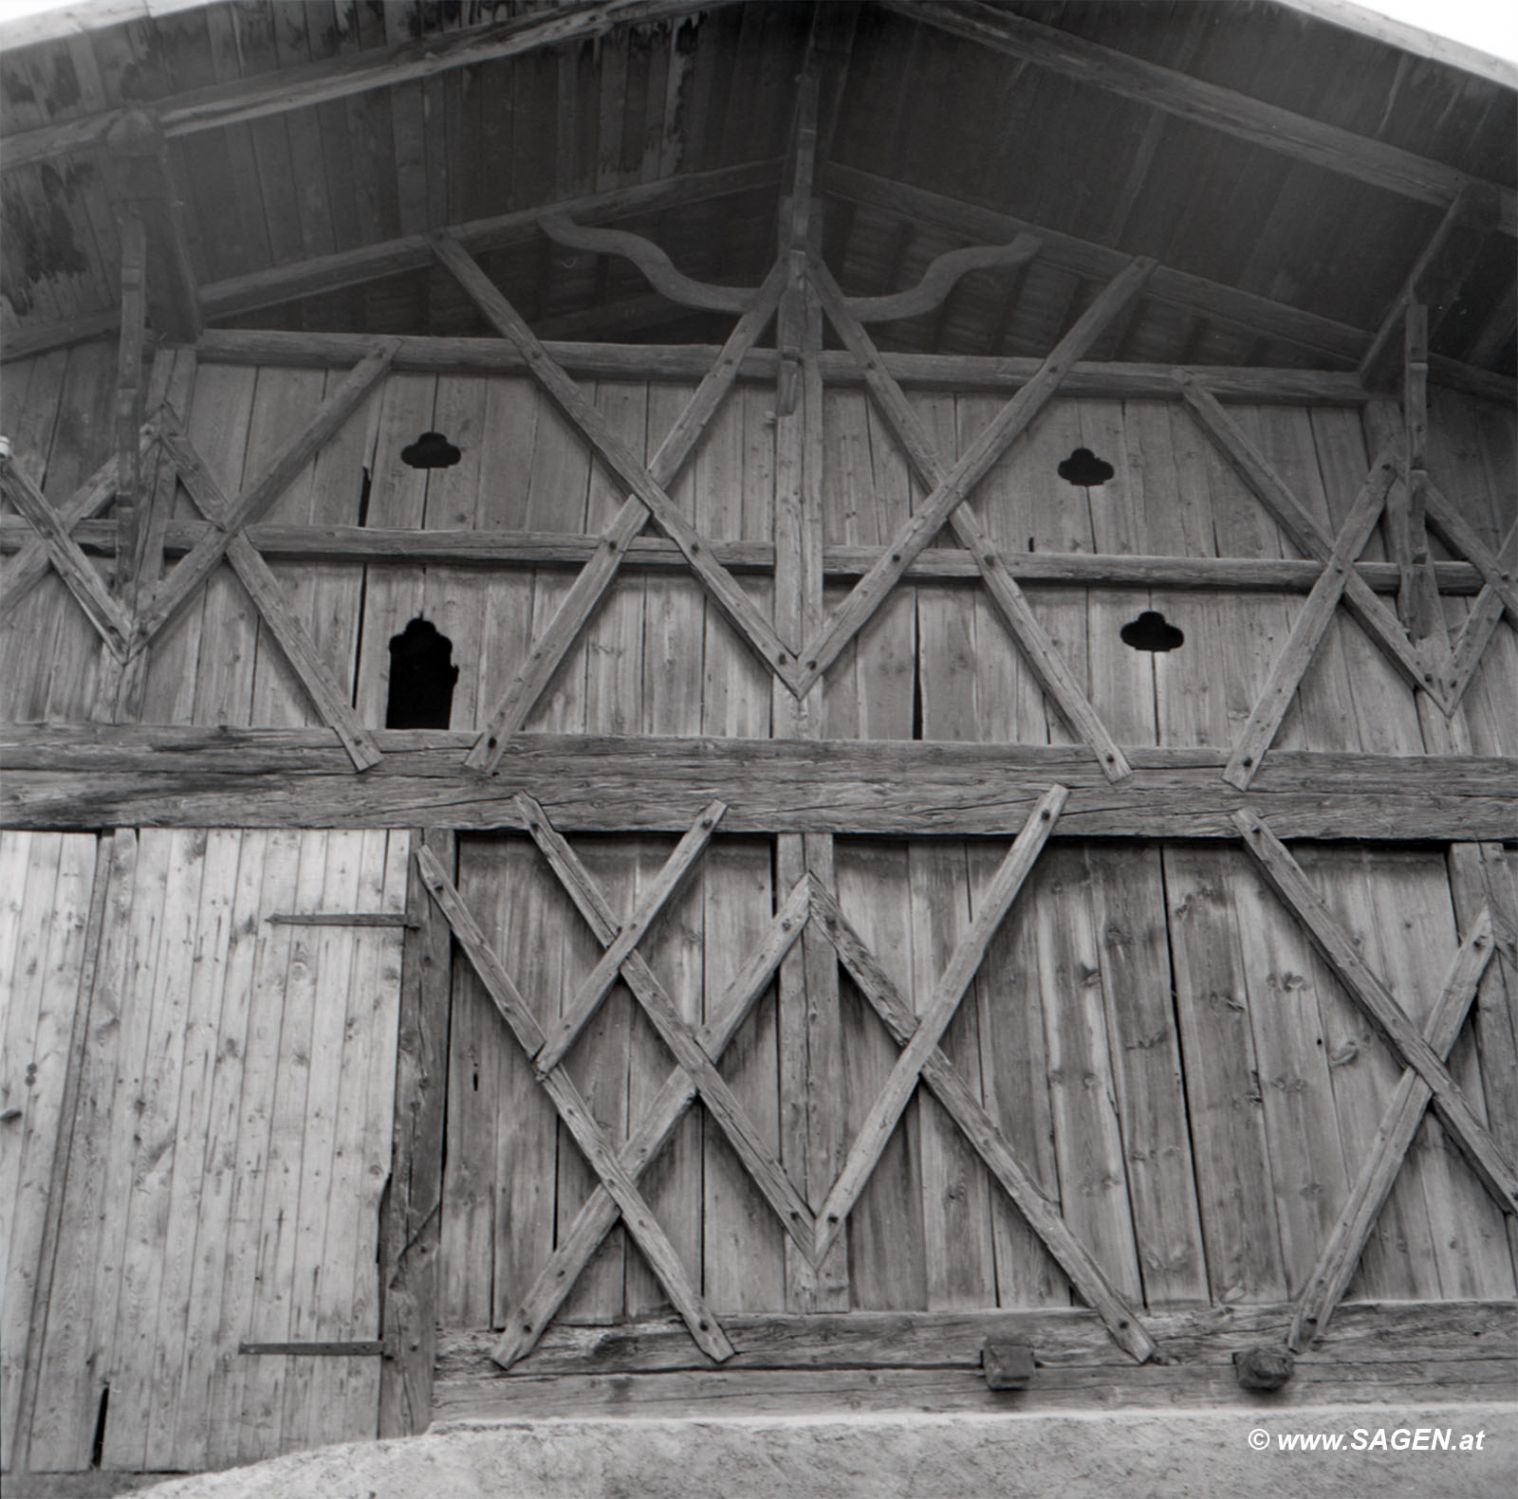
[1,0,1514,377]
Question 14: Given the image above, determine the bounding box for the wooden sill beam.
[821,164,1516,405]
[0,518,1491,595]
[883,0,1517,236]
[0,0,743,171]
[2,727,1514,842]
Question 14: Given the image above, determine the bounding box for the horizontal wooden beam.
[190,327,1401,403]
[822,164,1517,405]
[0,1,741,171]
[0,519,1489,594]
[3,728,1513,841]
[438,1299,1515,1378]
[884,0,1517,235]
[432,1299,1515,1417]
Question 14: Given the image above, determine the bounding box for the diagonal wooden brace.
[0,455,134,657]
[414,842,735,1365]
[1224,448,1399,789]
[792,257,1155,696]
[812,785,1067,1262]
[1445,520,1517,707]
[808,875,1156,1364]
[1288,909,1497,1351]
[518,796,816,1260]
[135,344,395,650]
[435,235,802,697]
[810,260,1133,782]
[533,800,727,1071]
[1235,811,1518,1216]
[154,421,382,771]
[465,258,788,769]
[491,876,811,1370]
[1179,376,1451,711]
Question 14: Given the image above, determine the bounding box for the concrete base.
[133,1405,1517,1499]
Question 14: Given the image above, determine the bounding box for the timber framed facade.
[0,0,1515,1487]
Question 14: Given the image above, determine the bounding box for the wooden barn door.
[5,827,410,1475]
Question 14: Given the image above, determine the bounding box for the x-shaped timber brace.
[416,785,1163,1369]
[1233,810,1518,1353]
[0,345,395,769]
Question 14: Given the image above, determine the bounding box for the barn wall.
[3,349,1513,753]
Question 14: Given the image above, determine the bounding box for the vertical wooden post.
[113,210,148,601]
[379,828,455,1436]
[1397,302,1440,641]
[773,73,848,1311]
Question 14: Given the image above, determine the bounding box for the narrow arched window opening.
[387,617,459,729]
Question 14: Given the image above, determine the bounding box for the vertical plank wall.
[7,828,409,1474]
[0,832,99,1469]
[5,348,1509,750]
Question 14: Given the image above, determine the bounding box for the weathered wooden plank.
[378,829,453,1438]
[441,1299,1517,1377]
[5,729,1514,840]
[1236,814,1518,1216]
[190,327,1399,402]
[1162,844,1289,1304]
[9,522,1494,594]
[111,211,148,601]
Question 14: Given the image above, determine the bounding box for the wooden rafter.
[0,0,742,172]
[1288,908,1499,1350]
[811,260,1133,782]
[414,841,736,1366]
[1235,812,1518,1216]
[0,162,782,364]
[884,0,1517,235]
[1359,185,1502,388]
[792,255,1155,698]
[822,164,1516,405]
